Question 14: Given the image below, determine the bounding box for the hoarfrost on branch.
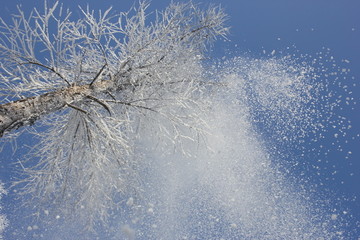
[0,1,227,228]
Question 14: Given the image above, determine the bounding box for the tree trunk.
[0,79,113,137]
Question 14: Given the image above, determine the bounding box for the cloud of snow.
[105,55,351,239]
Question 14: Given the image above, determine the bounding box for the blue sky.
[0,0,359,239]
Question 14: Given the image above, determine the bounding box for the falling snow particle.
[126,197,134,206]
[121,225,135,240]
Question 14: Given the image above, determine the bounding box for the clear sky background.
[0,0,359,239]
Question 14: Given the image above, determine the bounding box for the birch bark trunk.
[0,79,113,137]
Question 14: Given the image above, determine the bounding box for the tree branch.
[20,60,71,86]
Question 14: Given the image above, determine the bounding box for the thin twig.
[86,95,112,116]
[104,99,158,113]
[21,60,71,86]
[66,103,88,114]
[90,63,107,86]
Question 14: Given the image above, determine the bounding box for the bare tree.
[0,1,227,227]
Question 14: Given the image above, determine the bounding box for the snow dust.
[104,54,355,239]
